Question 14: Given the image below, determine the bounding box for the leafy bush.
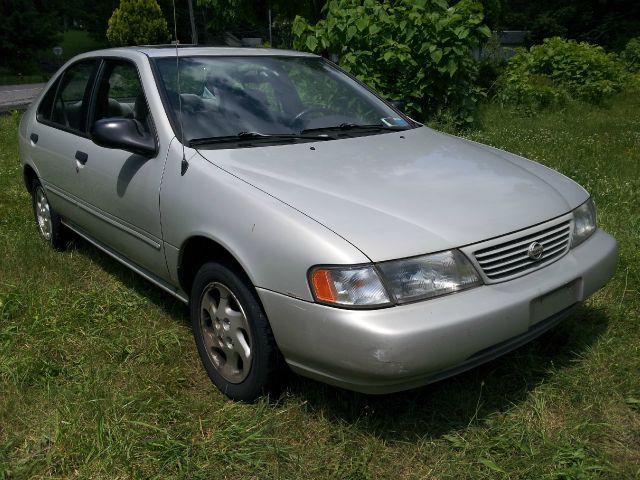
[621,37,640,73]
[107,0,170,47]
[497,37,626,109]
[476,33,507,94]
[292,0,491,125]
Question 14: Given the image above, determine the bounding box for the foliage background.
[622,37,640,73]
[292,0,491,125]
[106,0,171,47]
[484,0,640,51]
[496,37,628,110]
[0,0,60,70]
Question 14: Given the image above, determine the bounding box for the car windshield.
[153,55,414,146]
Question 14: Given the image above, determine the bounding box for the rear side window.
[48,60,98,133]
[36,78,60,122]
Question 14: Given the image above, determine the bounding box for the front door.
[72,58,169,279]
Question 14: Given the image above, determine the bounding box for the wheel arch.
[23,164,39,194]
[178,235,256,299]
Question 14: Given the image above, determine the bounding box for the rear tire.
[31,179,67,251]
[190,262,284,401]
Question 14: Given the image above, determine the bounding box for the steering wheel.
[292,106,334,127]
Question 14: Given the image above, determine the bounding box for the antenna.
[172,0,189,176]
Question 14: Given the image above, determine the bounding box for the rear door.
[28,59,99,219]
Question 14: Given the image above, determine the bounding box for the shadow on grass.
[286,304,609,442]
[68,235,190,324]
[69,234,609,442]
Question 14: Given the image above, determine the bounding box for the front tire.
[31,179,67,250]
[190,262,284,401]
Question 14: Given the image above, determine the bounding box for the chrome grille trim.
[479,233,570,271]
[475,222,570,259]
[465,216,573,283]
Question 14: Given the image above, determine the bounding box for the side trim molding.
[45,183,161,250]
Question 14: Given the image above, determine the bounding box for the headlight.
[571,198,597,248]
[378,250,482,304]
[309,250,482,308]
[309,265,391,307]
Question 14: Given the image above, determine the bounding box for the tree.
[0,0,60,70]
[80,0,121,41]
[488,0,640,51]
[107,0,171,46]
[196,0,327,45]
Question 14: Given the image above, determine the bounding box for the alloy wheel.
[199,282,253,383]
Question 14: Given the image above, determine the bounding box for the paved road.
[0,83,46,112]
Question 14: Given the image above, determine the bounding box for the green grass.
[1,94,639,479]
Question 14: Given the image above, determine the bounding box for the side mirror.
[91,118,156,157]
[389,100,405,112]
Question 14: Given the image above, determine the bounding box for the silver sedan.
[18,46,618,400]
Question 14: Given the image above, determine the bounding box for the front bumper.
[257,229,618,394]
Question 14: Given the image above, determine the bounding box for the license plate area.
[530,279,581,325]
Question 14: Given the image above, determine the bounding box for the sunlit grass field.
[1,94,639,479]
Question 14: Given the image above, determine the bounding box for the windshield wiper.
[188,131,333,147]
[301,123,409,134]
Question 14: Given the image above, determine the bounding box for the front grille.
[473,220,572,281]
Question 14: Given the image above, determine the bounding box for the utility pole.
[268,6,272,46]
[188,0,198,45]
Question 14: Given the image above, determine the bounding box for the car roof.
[79,45,319,59]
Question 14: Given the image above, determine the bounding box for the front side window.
[49,60,98,133]
[93,60,152,134]
[153,56,413,146]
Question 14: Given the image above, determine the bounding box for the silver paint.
[18,46,618,394]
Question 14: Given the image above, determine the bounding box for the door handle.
[30,133,38,144]
[75,150,88,165]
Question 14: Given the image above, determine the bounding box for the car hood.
[197,127,588,262]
